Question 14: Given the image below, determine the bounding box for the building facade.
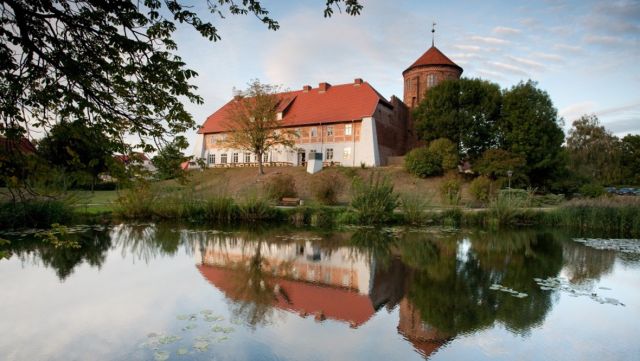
[193,44,462,168]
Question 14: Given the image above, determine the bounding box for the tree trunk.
[257,151,264,175]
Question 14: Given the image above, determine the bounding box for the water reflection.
[2,224,637,360]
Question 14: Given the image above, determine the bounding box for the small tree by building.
[222,80,296,175]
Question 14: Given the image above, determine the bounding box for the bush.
[579,183,605,198]
[263,174,297,201]
[428,138,459,170]
[439,176,462,205]
[469,176,494,203]
[311,172,342,205]
[350,173,399,224]
[0,199,74,229]
[238,196,277,221]
[405,147,443,178]
[399,193,430,225]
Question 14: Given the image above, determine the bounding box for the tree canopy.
[566,114,621,184]
[413,78,502,160]
[498,81,565,186]
[0,0,362,151]
[221,79,296,174]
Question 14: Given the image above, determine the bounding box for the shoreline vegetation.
[2,170,639,237]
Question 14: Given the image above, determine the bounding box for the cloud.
[488,61,528,76]
[474,68,507,81]
[469,35,510,45]
[532,52,564,63]
[507,56,546,70]
[584,35,624,46]
[553,44,582,53]
[453,44,482,52]
[492,26,521,36]
[559,101,596,122]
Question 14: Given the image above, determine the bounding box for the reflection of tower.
[402,32,463,109]
[397,298,450,358]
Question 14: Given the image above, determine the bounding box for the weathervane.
[431,22,437,47]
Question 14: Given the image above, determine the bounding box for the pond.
[1,224,639,360]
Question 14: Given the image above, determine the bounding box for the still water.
[1,224,639,361]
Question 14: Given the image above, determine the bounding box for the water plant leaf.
[177,348,189,355]
[154,351,170,361]
[193,340,210,352]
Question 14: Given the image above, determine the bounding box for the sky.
[170,0,640,153]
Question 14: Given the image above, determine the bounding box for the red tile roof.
[197,265,376,327]
[403,46,463,74]
[0,136,36,154]
[198,81,391,134]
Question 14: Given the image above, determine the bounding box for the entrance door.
[297,150,306,166]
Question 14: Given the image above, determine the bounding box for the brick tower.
[403,44,463,109]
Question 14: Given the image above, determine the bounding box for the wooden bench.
[280,197,300,206]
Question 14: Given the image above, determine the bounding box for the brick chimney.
[302,85,312,92]
[318,82,331,93]
[354,78,363,85]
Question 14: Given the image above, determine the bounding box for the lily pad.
[154,351,170,361]
[177,348,189,355]
[182,323,197,331]
[193,340,210,352]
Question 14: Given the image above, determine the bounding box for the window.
[326,148,334,160]
[263,153,269,162]
[232,153,238,163]
[343,147,351,159]
[310,127,317,137]
[221,153,228,164]
[207,154,216,164]
[295,128,302,137]
[209,135,215,144]
[327,125,334,136]
[244,153,251,163]
[217,134,226,144]
[427,74,437,88]
[345,124,352,136]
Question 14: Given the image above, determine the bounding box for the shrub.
[399,193,430,225]
[311,172,341,205]
[579,183,605,198]
[469,176,494,203]
[350,173,399,224]
[263,174,297,201]
[238,196,277,221]
[405,147,443,178]
[428,138,459,170]
[0,199,74,229]
[439,176,462,205]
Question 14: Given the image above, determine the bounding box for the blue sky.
[172,0,640,152]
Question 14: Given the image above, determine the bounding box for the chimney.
[354,78,363,85]
[302,85,312,92]
[318,82,331,93]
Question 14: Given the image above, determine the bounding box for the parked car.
[616,187,637,196]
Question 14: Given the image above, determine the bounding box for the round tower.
[403,46,463,108]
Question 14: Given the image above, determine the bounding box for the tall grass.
[0,199,74,229]
[350,173,398,224]
[544,197,640,235]
[399,193,431,225]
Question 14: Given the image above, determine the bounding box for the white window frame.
[427,74,437,88]
[244,153,251,163]
[221,154,228,164]
[232,153,238,163]
[263,153,269,163]
[345,124,352,136]
[208,153,215,164]
[326,148,333,160]
[327,125,334,136]
[343,147,351,159]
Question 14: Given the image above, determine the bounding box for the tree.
[428,138,459,170]
[38,119,116,190]
[0,0,363,151]
[498,81,565,187]
[222,80,296,175]
[566,114,622,184]
[621,134,640,184]
[414,78,502,160]
[151,136,189,180]
[474,149,526,181]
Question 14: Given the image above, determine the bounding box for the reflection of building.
[195,239,376,327]
[397,298,450,358]
[195,236,449,356]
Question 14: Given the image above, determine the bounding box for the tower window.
[427,74,437,88]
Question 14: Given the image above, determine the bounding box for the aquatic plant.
[350,172,398,224]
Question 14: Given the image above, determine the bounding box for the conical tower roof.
[403,46,463,75]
